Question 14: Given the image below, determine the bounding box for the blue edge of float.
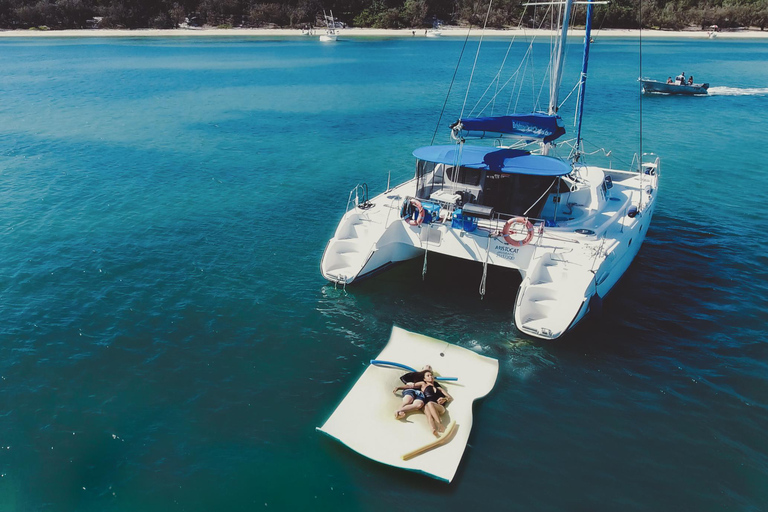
[369,360,458,382]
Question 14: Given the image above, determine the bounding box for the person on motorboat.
[666,77,673,84]
[675,72,685,85]
[688,75,694,85]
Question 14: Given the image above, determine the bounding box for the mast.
[575,0,595,154]
[548,0,575,115]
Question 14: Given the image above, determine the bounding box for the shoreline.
[1,26,768,39]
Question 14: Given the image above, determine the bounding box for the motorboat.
[640,79,709,95]
[321,0,660,340]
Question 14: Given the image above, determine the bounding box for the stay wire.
[638,0,643,165]
[430,26,474,145]
[459,0,494,122]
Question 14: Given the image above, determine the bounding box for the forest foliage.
[1,0,766,31]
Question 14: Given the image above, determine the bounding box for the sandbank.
[1,26,767,39]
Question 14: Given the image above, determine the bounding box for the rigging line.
[459,0,495,122]
[469,29,520,117]
[479,233,492,298]
[509,8,538,114]
[430,26,474,145]
[513,5,534,114]
[639,0,643,169]
[477,10,529,117]
[532,3,556,112]
[523,178,559,216]
[558,80,581,110]
[593,0,609,39]
[474,53,530,118]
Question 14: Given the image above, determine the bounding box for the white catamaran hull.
[322,163,658,339]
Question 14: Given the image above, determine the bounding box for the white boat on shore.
[319,29,338,42]
[426,22,442,37]
[319,10,340,42]
[321,0,660,340]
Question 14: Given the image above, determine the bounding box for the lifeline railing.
[346,183,369,212]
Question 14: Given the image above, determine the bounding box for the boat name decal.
[494,244,519,260]
[511,121,552,138]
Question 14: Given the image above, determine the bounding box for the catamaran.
[321,0,660,340]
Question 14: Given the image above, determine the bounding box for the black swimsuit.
[422,384,444,404]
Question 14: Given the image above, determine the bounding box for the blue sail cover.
[412,145,572,176]
[455,113,566,143]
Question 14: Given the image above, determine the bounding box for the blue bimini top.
[412,145,572,177]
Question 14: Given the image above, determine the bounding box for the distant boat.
[320,9,340,42]
[426,20,442,37]
[320,28,338,42]
[639,79,709,96]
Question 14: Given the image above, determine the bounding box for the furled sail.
[451,113,566,143]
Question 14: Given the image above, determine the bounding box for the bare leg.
[425,402,446,435]
[395,395,413,418]
[395,399,424,418]
[432,402,446,432]
[425,402,440,436]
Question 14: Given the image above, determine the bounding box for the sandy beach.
[1,26,767,39]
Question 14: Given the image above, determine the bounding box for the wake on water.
[707,86,768,96]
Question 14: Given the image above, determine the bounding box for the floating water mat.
[317,325,499,483]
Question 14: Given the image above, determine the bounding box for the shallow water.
[0,35,766,511]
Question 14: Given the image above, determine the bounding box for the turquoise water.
[1,35,767,511]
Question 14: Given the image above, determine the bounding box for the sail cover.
[452,113,566,143]
[412,145,572,176]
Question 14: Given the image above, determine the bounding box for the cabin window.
[416,160,436,178]
[481,172,559,218]
[445,166,482,186]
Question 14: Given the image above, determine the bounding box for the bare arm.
[393,381,423,394]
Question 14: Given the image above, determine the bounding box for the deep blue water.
[1,35,767,511]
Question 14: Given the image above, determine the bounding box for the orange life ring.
[502,217,534,246]
[405,198,425,226]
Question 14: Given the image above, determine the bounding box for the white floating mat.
[317,326,499,483]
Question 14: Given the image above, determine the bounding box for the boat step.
[324,265,360,281]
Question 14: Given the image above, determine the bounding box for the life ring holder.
[502,217,534,246]
[404,198,425,226]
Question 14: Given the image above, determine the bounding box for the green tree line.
[0,0,766,31]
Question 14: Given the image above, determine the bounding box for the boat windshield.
[415,160,564,219]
